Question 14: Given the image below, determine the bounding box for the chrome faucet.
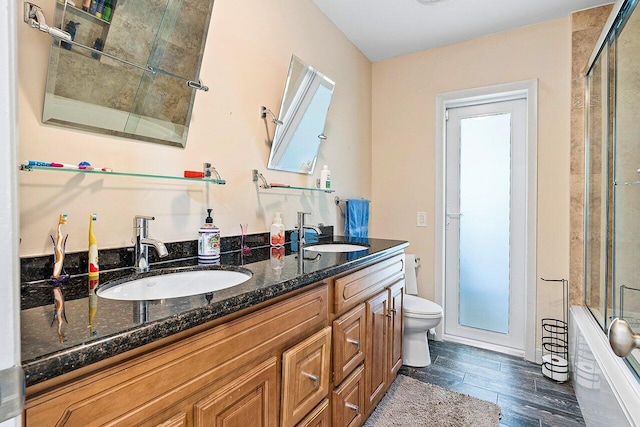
[297,211,322,245]
[133,215,168,273]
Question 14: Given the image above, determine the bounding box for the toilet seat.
[403,294,443,319]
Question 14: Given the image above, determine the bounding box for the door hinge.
[445,110,449,121]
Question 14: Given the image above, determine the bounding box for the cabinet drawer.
[193,357,278,427]
[296,398,330,427]
[332,364,365,427]
[333,254,404,315]
[282,326,332,427]
[333,304,366,384]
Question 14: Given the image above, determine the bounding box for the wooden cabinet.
[24,285,328,427]
[364,290,389,414]
[331,253,405,424]
[193,357,278,426]
[332,364,365,427]
[387,280,404,382]
[333,304,366,385]
[24,250,406,427]
[281,327,332,427]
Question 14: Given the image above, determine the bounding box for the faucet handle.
[134,215,155,228]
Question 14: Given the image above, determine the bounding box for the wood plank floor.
[399,340,585,427]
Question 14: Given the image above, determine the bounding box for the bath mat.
[364,374,501,427]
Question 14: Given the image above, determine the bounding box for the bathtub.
[570,306,640,426]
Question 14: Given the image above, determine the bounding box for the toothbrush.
[51,286,67,343]
[50,214,69,281]
[49,213,69,343]
[88,213,99,336]
[88,213,99,282]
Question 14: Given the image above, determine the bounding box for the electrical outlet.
[417,212,427,227]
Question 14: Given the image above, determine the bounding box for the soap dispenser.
[198,209,220,263]
[270,212,285,246]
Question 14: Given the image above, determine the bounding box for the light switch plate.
[417,212,427,227]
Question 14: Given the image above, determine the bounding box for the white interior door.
[444,98,527,353]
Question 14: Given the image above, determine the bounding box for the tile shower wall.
[52,0,208,125]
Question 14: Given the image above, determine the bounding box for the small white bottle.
[198,209,221,263]
[320,165,331,189]
[270,212,285,246]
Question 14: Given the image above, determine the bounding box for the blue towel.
[344,199,369,238]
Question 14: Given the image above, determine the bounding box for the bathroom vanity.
[21,237,407,426]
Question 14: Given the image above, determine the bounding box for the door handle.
[346,403,359,412]
[302,371,319,388]
[609,318,640,357]
[446,212,462,218]
[346,338,360,349]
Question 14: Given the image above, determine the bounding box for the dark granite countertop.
[21,236,408,387]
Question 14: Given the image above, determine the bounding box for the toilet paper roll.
[405,254,419,295]
[542,354,569,382]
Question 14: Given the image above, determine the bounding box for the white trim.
[435,80,538,362]
[443,334,526,359]
[0,0,22,425]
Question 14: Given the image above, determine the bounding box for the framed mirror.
[267,55,335,174]
[42,0,214,147]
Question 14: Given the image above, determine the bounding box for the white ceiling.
[311,0,613,62]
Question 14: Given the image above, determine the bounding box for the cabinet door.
[333,304,366,384]
[387,280,404,382]
[365,290,389,414]
[332,364,365,427]
[281,327,332,427]
[297,398,330,427]
[193,357,278,427]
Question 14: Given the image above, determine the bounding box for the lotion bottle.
[198,209,220,262]
[320,165,331,189]
[270,212,285,246]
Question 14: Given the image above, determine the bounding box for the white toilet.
[403,254,443,367]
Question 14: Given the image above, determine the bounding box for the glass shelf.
[20,164,226,184]
[263,185,335,193]
[252,169,334,193]
[60,3,112,25]
[615,180,640,186]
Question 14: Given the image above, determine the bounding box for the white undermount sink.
[97,269,252,301]
[303,243,369,253]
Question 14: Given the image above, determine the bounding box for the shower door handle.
[609,318,640,357]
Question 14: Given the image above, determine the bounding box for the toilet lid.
[403,294,443,317]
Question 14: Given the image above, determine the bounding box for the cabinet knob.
[346,338,360,349]
[345,403,359,412]
[302,371,319,388]
[386,313,393,318]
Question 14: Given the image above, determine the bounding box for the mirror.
[42,0,215,147]
[267,55,335,174]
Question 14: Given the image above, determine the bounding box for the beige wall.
[17,0,372,256]
[371,18,572,345]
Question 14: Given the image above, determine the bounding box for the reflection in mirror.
[267,55,335,174]
[42,0,215,147]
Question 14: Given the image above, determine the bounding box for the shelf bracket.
[252,169,271,189]
[23,2,72,41]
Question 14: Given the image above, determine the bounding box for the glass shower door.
[612,0,640,376]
